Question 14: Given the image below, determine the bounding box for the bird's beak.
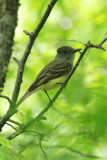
[74,48,81,53]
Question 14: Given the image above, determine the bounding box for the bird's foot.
[56,82,66,89]
[44,91,54,106]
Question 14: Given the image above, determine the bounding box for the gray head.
[55,46,81,64]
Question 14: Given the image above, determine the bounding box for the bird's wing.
[28,59,72,92]
[16,60,72,107]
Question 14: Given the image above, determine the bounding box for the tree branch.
[0,0,58,132]
[12,57,20,65]
[7,33,107,140]
[8,119,21,127]
[6,123,17,131]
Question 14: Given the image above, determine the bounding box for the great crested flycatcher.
[16,46,81,106]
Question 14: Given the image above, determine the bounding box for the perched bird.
[16,46,81,106]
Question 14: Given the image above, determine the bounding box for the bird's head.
[55,46,81,64]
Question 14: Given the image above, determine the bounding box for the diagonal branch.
[7,34,107,140]
[6,123,17,131]
[0,0,58,132]
[8,119,21,127]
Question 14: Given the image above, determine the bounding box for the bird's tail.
[16,91,30,107]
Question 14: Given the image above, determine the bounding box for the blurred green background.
[0,0,107,159]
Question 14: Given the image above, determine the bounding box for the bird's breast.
[36,74,68,91]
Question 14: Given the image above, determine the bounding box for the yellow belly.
[36,74,68,91]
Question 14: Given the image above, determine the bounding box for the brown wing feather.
[28,59,72,92]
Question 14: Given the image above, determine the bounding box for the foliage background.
[0,0,107,159]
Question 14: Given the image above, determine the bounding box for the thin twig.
[53,145,102,159]
[23,131,48,142]
[39,135,48,160]
[8,119,21,127]
[25,130,42,136]
[13,57,20,65]
[0,117,21,127]
[56,38,85,45]
[6,123,16,131]
[23,30,30,35]
[0,95,12,106]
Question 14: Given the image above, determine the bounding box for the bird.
[16,46,81,107]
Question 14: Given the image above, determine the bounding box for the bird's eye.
[63,50,67,54]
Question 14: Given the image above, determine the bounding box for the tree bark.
[0,0,19,92]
